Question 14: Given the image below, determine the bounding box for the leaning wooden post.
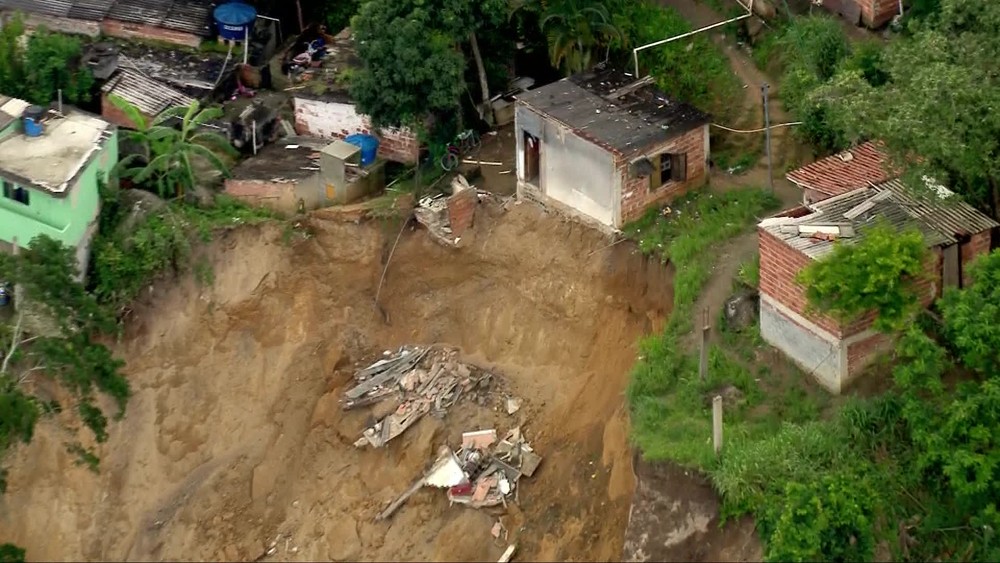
[713,395,724,456]
[699,306,710,381]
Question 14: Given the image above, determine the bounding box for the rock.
[505,396,522,415]
[116,188,168,239]
[724,291,759,331]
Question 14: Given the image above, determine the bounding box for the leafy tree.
[796,224,928,332]
[111,96,237,199]
[0,544,24,563]
[764,473,877,562]
[318,0,361,32]
[939,250,1000,376]
[0,236,129,469]
[537,0,622,74]
[612,1,738,115]
[772,15,854,153]
[0,15,93,105]
[349,0,507,137]
[821,0,1000,215]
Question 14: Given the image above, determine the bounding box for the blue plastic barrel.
[344,134,379,166]
[214,1,257,41]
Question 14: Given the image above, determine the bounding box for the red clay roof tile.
[786,141,894,199]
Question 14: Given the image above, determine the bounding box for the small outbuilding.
[514,67,710,232]
[223,136,386,215]
[758,179,998,394]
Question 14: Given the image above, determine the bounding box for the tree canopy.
[0,16,93,106]
[0,236,129,472]
[820,0,1000,214]
[349,0,507,136]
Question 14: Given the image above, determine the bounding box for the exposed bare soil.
[0,203,677,562]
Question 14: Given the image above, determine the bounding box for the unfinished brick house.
[818,0,901,29]
[275,28,420,165]
[758,179,998,393]
[787,141,893,205]
[514,68,710,232]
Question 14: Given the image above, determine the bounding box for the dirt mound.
[0,203,672,562]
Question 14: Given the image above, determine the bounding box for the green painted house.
[0,96,118,277]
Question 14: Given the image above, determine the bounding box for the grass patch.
[625,188,782,465]
[624,189,780,322]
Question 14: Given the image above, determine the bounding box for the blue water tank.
[345,134,380,167]
[22,105,45,137]
[214,1,257,41]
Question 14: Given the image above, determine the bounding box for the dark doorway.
[523,131,540,184]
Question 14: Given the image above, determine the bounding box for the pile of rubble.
[377,427,542,519]
[345,346,500,448]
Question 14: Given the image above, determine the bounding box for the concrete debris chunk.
[505,396,522,415]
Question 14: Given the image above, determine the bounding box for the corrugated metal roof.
[760,181,998,259]
[66,0,114,20]
[0,0,72,18]
[515,67,710,156]
[102,68,194,116]
[786,141,894,199]
[877,178,1000,239]
[106,0,212,36]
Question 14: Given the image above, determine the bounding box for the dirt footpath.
[0,203,672,562]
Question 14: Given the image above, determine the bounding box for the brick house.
[817,0,900,29]
[274,28,420,165]
[514,68,710,232]
[758,179,998,393]
[787,141,893,206]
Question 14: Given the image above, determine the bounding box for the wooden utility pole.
[295,0,304,32]
[699,306,709,381]
[713,395,723,456]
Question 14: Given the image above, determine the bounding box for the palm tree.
[110,96,237,199]
[538,0,622,74]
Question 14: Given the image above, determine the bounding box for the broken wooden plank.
[375,476,425,522]
[498,544,516,563]
[345,348,428,400]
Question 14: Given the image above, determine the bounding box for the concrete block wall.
[619,124,709,225]
[100,19,202,49]
[293,97,419,164]
[223,179,299,215]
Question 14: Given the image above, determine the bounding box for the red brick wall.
[101,93,152,130]
[960,230,993,287]
[447,188,478,237]
[619,125,708,225]
[759,228,943,339]
[101,19,203,49]
[859,0,899,29]
[847,331,892,377]
[293,97,419,164]
[9,12,100,36]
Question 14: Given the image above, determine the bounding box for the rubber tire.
[440,152,460,171]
